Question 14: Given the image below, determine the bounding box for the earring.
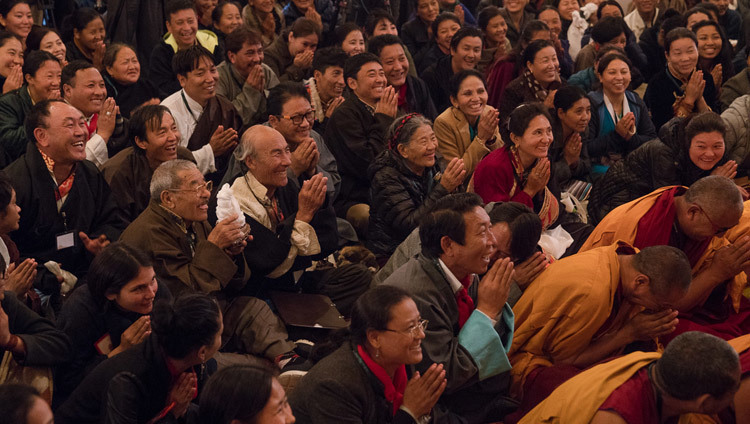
[375,349,381,359]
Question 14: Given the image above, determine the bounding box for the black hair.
[522,38,554,66]
[313,46,348,73]
[171,44,215,77]
[335,22,363,46]
[596,52,631,75]
[692,20,734,83]
[684,111,726,144]
[477,6,504,32]
[102,42,134,69]
[450,26,483,51]
[432,12,461,38]
[70,7,104,32]
[128,104,174,149]
[152,293,221,359]
[693,2,719,21]
[596,0,623,18]
[287,17,321,39]
[0,30,18,49]
[665,27,697,54]
[508,102,551,137]
[61,60,96,92]
[344,52,381,82]
[25,26,61,53]
[519,20,550,48]
[448,68,485,98]
[661,13,687,36]
[199,365,279,424]
[419,192,485,258]
[591,16,626,44]
[86,242,153,306]
[166,0,196,22]
[553,84,588,112]
[25,99,68,143]
[684,6,714,26]
[0,383,41,424]
[367,34,404,57]
[487,202,542,262]
[0,0,29,17]
[594,44,625,62]
[266,81,311,116]
[364,9,396,37]
[22,50,58,77]
[224,26,262,54]
[0,171,14,217]
[211,1,242,25]
[350,285,412,346]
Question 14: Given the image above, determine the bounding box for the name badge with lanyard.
[54,183,76,251]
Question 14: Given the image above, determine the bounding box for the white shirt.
[161,89,216,174]
[624,8,659,42]
[84,112,108,168]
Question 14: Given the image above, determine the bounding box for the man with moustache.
[161,45,242,182]
[216,27,280,127]
[304,46,347,135]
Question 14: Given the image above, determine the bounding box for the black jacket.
[402,74,438,120]
[103,73,161,116]
[401,18,431,61]
[0,86,32,168]
[421,55,455,113]
[366,149,449,257]
[644,67,718,132]
[148,37,224,99]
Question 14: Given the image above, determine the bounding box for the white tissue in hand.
[216,183,246,227]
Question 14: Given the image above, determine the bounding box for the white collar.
[438,258,465,294]
[182,89,205,114]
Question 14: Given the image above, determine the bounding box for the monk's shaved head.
[656,332,740,401]
[631,245,691,297]
[685,175,743,220]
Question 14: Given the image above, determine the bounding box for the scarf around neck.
[357,344,407,416]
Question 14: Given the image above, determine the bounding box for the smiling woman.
[65,7,106,68]
[0,0,32,45]
[102,43,159,118]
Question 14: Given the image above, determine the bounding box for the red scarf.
[633,186,711,267]
[85,113,99,139]
[455,274,475,328]
[357,344,407,415]
[397,84,407,109]
[39,148,75,200]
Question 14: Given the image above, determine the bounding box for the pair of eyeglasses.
[695,204,732,235]
[168,180,213,197]
[277,110,315,125]
[384,319,428,338]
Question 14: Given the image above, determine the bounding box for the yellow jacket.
[433,106,502,179]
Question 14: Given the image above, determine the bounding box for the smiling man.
[161,45,242,182]
[149,0,224,98]
[304,46,347,134]
[368,34,437,120]
[217,27,280,126]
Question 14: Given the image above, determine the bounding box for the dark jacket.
[586,117,724,223]
[148,31,224,98]
[263,35,310,83]
[103,73,160,116]
[587,90,657,166]
[282,0,337,33]
[499,8,535,48]
[1,290,70,366]
[105,0,167,72]
[637,25,665,83]
[401,18,431,60]
[0,86,32,168]
[550,116,592,187]
[55,333,215,424]
[5,143,127,277]
[421,55,455,113]
[414,42,448,75]
[65,41,90,64]
[644,67,718,132]
[290,343,418,424]
[401,74,438,120]
[325,95,392,216]
[366,149,449,257]
[497,75,563,142]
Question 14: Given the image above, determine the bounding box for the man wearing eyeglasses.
[581,175,750,344]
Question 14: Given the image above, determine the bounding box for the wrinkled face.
[348,61,387,104]
[178,56,218,105]
[228,41,264,80]
[36,102,89,165]
[696,25,722,60]
[557,97,591,134]
[167,167,212,223]
[397,124,438,172]
[376,298,425,367]
[489,221,512,261]
[39,30,67,62]
[513,114,553,160]
[0,189,20,234]
[485,14,508,45]
[0,36,22,78]
[450,75,487,121]
[504,0,529,14]
[25,396,54,424]
[709,0,729,15]
[436,19,461,53]
[603,33,627,50]
[634,0,655,14]
[107,46,141,85]
[599,4,622,17]
[293,0,315,12]
[341,30,365,56]
[269,96,313,146]
[288,32,318,57]
[667,37,699,78]
[315,65,344,99]
[106,266,158,315]
[136,112,180,166]
[74,16,105,52]
[379,43,409,88]
[416,0,439,23]
[64,67,107,116]
[599,58,631,96]
[688,131,724,171]
[215,2,242,34]
[166,9,198,48]
[255,378,296,424]
[527,46,559,84]
[557,0,580,20]
[681,203,740,241]
[687,12,711,30]
[452,206,497,275]
[245,130,292,190]
[0,3,32,40]
[373,18,398,36]
[451,36,482,71]
[26,59,61,101]
[538,9,562,38]
[250,0,275,14]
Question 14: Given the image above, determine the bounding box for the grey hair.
[386,114,433,151]
[150,159,199,202]
[233,126,263,162]
[685,175,743,218]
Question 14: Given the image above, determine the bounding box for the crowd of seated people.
[4,0,750,422]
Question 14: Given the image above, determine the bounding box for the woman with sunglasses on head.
[290,285,447,424]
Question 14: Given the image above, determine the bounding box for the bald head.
[235,125,291,190]
[657,332,740,401]
[233,125,285,162]
[631,245,692,298]
[685,176,743,220]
